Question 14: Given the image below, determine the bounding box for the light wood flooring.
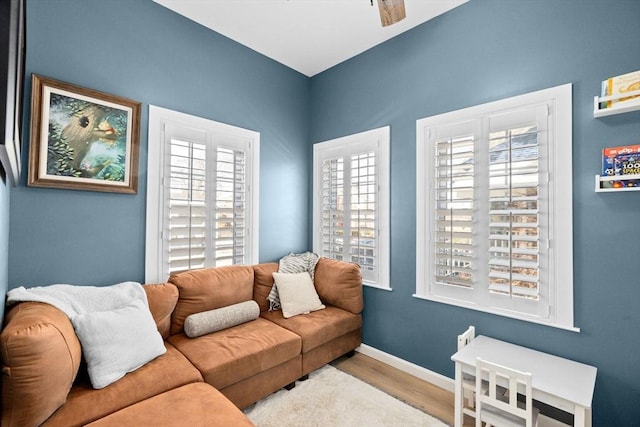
[332,352,474,427]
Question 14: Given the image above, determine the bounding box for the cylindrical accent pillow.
[184,300,260,338]
[169,265,255,335]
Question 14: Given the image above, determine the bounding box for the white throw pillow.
[268,252,320,311]
[272,272,325,319]
[73,299,166,389]
[184,300,260,338]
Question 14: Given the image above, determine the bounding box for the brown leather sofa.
[0,257,363,426]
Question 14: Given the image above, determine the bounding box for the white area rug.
[244,365,447,427]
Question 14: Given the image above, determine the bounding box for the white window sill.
[412,293,580,333]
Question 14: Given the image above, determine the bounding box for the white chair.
[457,325,476,351]
[475,358,539,427]
[457,326,480,417]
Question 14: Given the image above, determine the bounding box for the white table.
[451,335,597,427]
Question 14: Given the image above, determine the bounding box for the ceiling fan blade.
[377,0,406,27]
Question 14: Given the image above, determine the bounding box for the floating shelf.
[593,89,640,117]
[595,174,640,192]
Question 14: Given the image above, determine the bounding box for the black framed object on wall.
[0,0,26,186]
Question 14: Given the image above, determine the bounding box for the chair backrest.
[475,358,535,427]
[457,325,475,351]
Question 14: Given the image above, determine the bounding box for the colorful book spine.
[602,144,640,188]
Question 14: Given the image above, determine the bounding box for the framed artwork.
[28,74,141,193]
[0,0,26,186]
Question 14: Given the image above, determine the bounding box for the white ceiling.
[153,0,468,77]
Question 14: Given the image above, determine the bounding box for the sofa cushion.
[272,272,325,318]
[1,302,82,427]
[42,342,203,426]
[85,383,254,427]
[73,299,167,389]
[314,257,364,314]
[261,306,362,353]
[253,262,278,311]
[143,283,179,339]
[168,317,301,390]
[184,300,260,338]
[169,265,255,335]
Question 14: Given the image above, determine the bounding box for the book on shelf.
[601,70,640,109]
[601,144,640,188]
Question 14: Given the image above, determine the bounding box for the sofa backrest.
[167,258,363,334]
[169,265,255,335]
[1,302,82,427]
[314,257,363,315]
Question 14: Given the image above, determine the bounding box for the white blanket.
[6,281,147,319]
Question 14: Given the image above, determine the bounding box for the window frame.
[313,126,391,290]
[146,105,259,283]
[415,84,576,331]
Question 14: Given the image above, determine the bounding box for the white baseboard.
[354,345,570,427]
[355,344,455,392]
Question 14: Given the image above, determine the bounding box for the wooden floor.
[332,352,474,427]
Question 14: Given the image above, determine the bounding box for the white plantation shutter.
[487,108,547,303]
[417,84,574,330]
[214,147,246,266]
[146,106,259,283]
[167,135,207,273]
[350,152,377,274]
[433,125,475,289]
[484,106,549,315]
[164,129,252,274]
[321,158,345,260]
[314,126,390,289]
[320,152,378,281]
[424,109,548,314]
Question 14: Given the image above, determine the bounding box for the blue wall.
[310,0,640,425]
[8,0,310,287]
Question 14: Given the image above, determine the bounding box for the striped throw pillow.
[268,252,320,311]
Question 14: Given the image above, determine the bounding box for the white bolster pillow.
[184,300,260,338]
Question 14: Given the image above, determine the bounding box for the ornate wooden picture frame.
[28,74,141,194]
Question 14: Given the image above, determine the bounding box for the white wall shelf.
[595,174,640,192]
[593,90,640,118]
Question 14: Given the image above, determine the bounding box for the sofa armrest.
[1,302,82,427]
[253,262,279,312]
[313,258,363,315]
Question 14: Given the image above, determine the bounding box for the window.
[313,126,390,290]
[146,106,259,282]
[416,84,575,330]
